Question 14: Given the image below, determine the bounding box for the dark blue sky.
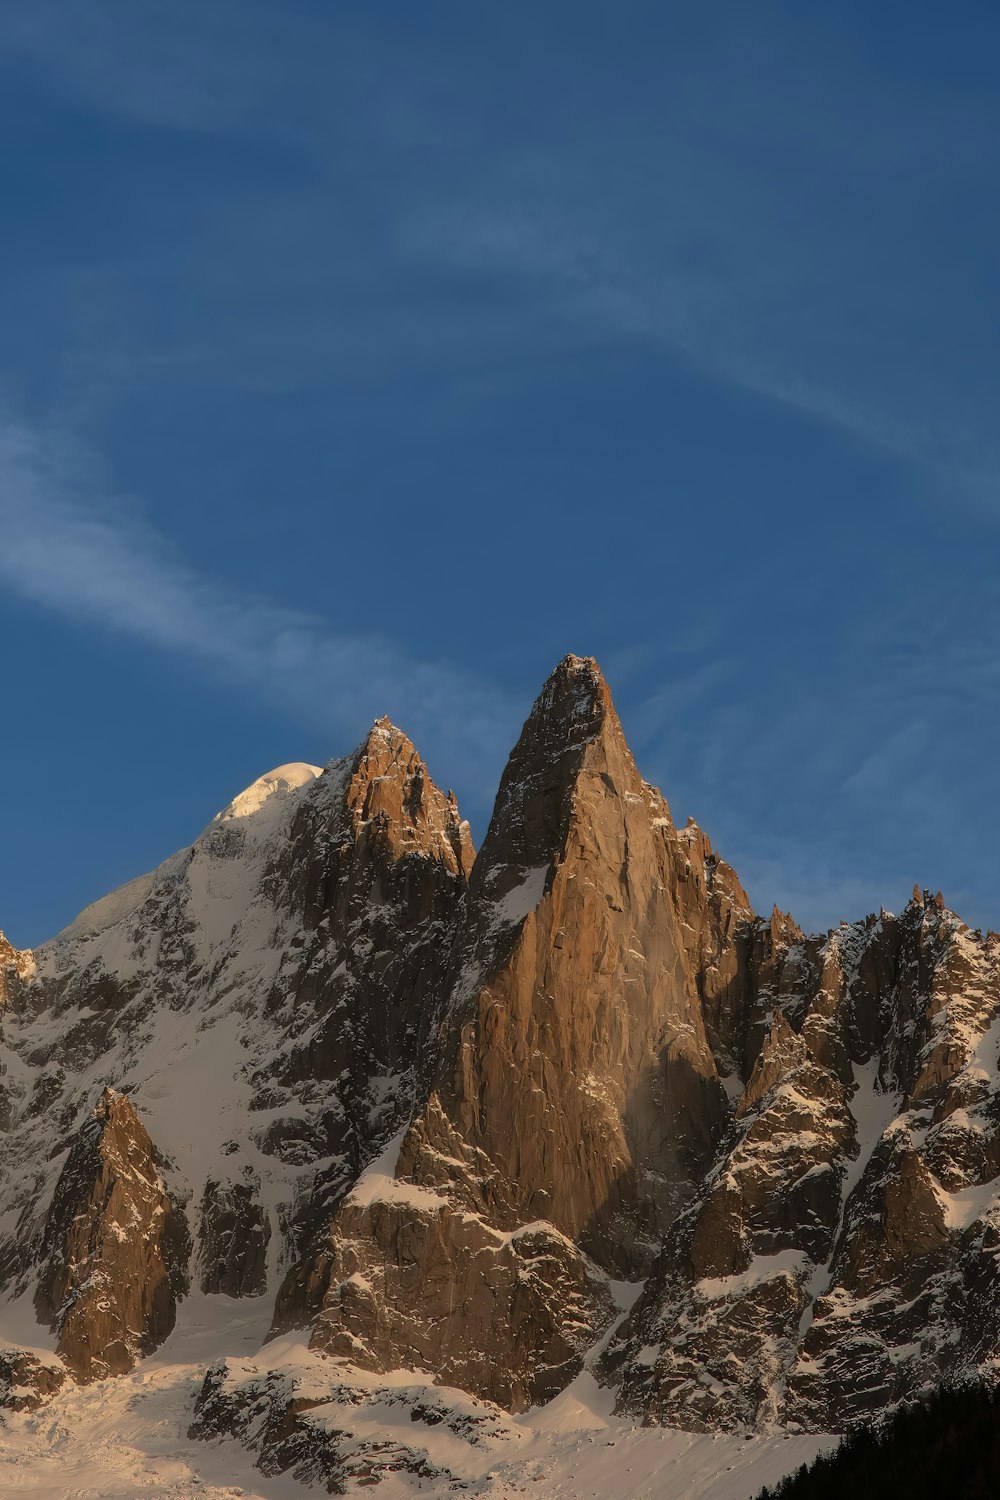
[1,1,998,944]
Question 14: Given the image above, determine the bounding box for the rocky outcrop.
[299,1096,610,1410]
[780,907,1000,1429]
[33,1088,189,1380]
[0,1347,67,1411]
[0,931,32,1131]
[0,932,20,1009]
[668,820,758,1084]
[189,1357,513,1493]
[198,1173,271,1297]
[609,899,1000,1433]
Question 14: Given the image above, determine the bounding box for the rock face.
[1,654,1000,1452]
[294,1099,611,1410]
[189,1356,515,1494]
[437,657,740,1267]
[608,900,1000,1433]
[34,1088,188,1379]
[198,1174,271,1297]
[0,1348,66,1411]
[289,657,757,1408]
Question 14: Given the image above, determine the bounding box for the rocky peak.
[34,1087,188,1381]
[283,723,473,936]
[469,653,619,898]
[293,655,750,1411]
[0,932,19,1012]
[341,718,474,877]
[436,652,733,1261]
[0,931,33,1013]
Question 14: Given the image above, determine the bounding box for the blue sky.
[1,1,998,944]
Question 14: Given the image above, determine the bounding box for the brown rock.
[440,655,731,1270]
[0,1347,67,1411]
[292,656,748,1407]
[34,1088,189,1380]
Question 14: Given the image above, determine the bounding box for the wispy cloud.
[8,4,999,503]
[0,1,323,137]
[0,416,519,807]
[401,185,1000,505]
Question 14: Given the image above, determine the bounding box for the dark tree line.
[754,1384,1000,1500]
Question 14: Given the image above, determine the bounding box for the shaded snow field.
[0,1293,831,1499]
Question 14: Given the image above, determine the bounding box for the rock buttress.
[34,1088,189,1380]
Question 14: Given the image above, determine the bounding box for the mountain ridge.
[1,654,998,1495]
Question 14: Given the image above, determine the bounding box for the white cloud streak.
[6,4,998,507]
[0,418,519,805]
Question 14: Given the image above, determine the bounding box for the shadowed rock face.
[188,1357,514,1493]
[609,900,1000,1434]
[0,1348,66,1412]
[34,1088,189,1380]
[253,721,476,1249]
[198,1175,271,1297]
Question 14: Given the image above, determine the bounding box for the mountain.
[0,655,998,1497]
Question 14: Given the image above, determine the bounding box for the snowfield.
[0,1292,832,1498]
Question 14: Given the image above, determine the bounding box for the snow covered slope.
[0,1291,831,1498]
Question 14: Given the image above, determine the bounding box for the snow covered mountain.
[1,655,998,1497]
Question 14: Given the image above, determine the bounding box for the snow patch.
[695,1249,807,1302]
[212,762,323,832]
[495,865,550,925]
[937,1178,1000,1232]
[343,1128,448,1213]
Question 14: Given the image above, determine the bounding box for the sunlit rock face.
[295,656,764,1409]
[2,656,1000,1458]
[33,1088,189,1380]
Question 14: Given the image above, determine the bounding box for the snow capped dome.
[215,762,323,827]
[44,764,324,951]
